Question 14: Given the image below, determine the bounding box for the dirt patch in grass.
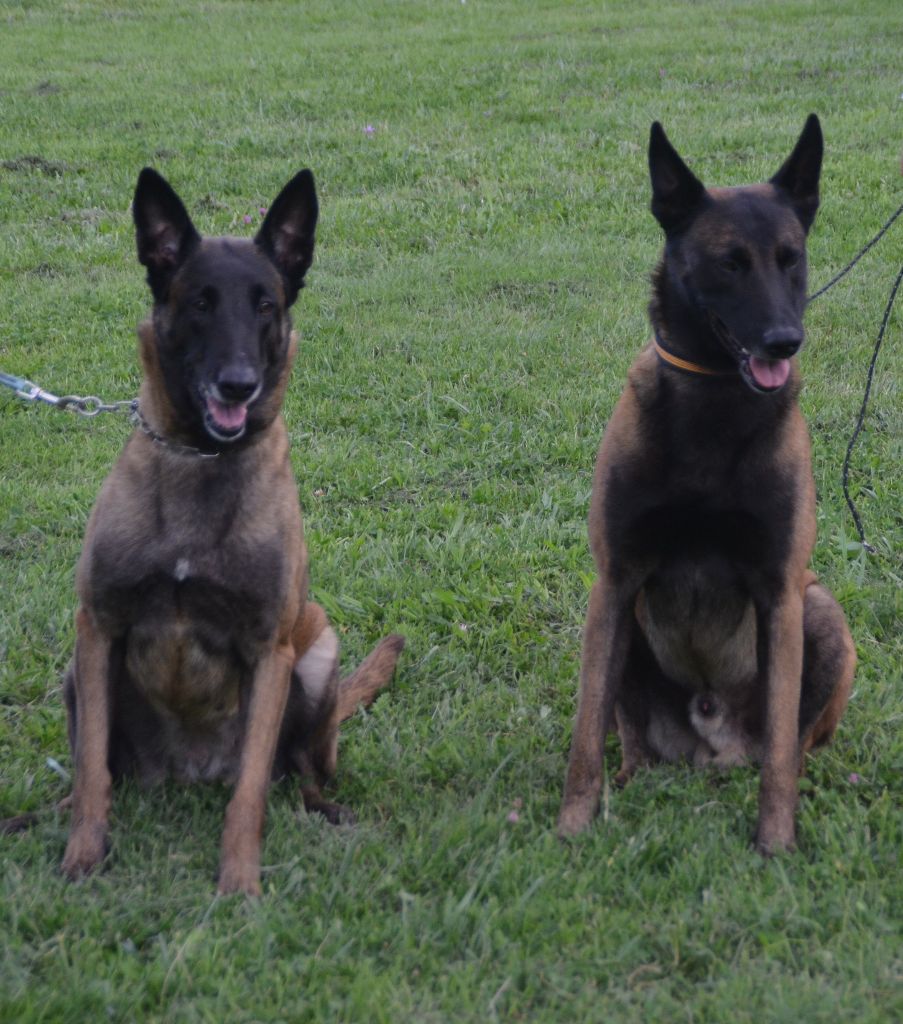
[0,155,71,175]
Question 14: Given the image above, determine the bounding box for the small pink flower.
[243,214,253,224]
[364,124,375,135]
[848,772,861,784]
[259,207,267,216]
[507,811,520,824]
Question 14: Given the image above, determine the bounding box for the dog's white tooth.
[175,558,190,581]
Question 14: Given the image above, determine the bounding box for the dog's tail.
[336,634,405,723]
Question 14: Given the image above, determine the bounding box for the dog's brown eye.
[192,297,209,313]
[779,248,802,270]
[258,299,274,317]
[718,249,749,275]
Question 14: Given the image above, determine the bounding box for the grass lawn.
[1,1,901,1020]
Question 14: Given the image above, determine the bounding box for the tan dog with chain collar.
[4,167,403,896]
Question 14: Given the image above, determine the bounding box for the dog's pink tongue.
[207,396,247,431]
[748,356,790,390]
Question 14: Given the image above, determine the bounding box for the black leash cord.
[838,261,903,554]
[807,201,903,553]
[808,202,903,303]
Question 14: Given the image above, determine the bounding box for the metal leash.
[0,370,137,418]
[807,201,903,554]
[0,371,219,458]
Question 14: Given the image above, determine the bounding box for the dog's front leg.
[61,607,113,879]
[218,642,294,897]
[558,578,632,837]
[755,586,805,855]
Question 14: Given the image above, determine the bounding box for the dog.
[558,115,856,854]
[7,167,404,895]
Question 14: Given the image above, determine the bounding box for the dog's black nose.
[762,327,803,360]
[216,367,259,403]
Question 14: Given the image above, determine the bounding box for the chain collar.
[130,404,220,459]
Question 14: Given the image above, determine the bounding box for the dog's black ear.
[132,168,201,301]
[648,122,707,234]
[770,114,822,232]
[255,170,318,306]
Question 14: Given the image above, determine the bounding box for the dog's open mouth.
[708,313,792,394]
[741,356,791,393]
[203,393,250,442]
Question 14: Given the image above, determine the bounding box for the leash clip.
[1,371,62,407]
[2,371,138,418]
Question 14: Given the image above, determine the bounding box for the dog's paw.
[1,812,40,834]
[754,792,798,856]
[753,819,797,857]
[309,800,356,827]
[61,823,109,879]
[556,796,597,839]
[217,858,262,898]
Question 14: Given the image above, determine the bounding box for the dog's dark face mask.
[132,168,318,444]
[648,115,822,394]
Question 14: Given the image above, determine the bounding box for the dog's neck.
[642,261,800,449]
[131,398,220,460]
[648,259,740,377]
[135,341,224,459]
[134,319,294,459]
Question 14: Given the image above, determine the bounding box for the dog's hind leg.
[612,621,700,784]
[613,706,653,787]
[286,606,404,824]
[0,795,72,834]
[799,578,856,753]
[1,666,79,834]
[291,606,346,822]
[1,813,40,833]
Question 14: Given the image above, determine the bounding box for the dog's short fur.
[21,168,403,895]
[558,116,855,853]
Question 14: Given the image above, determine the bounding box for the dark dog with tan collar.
[11,168,403,895]
[558,116,855,853]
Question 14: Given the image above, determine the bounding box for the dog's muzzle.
[201,381,261,442]
[708,313,797,394]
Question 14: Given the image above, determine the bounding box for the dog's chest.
[607,424,795,693]
[637,555,758,693]
[91,529,285,640]
[85,477,290,731]
[605,407,796,581]
[123,561,279,746]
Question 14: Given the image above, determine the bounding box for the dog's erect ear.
[648,122,707,234]
[132,168,201,301]
[255,170,318,306]
[770,113,823,233]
